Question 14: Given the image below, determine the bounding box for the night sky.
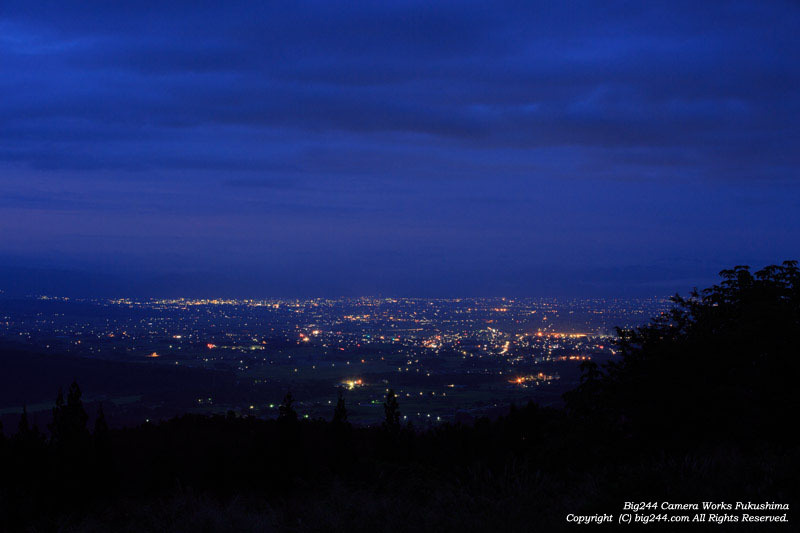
[1,1,798,297]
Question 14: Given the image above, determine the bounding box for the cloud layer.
[1,1,798,295]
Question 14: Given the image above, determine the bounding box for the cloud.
[0,1,798,294]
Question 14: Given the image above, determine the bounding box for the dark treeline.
[1,263,798,531]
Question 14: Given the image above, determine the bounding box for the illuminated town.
[0,295,667,425]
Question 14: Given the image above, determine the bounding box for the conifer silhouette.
[332,387,348,426]
[67,381,89,433]
[18,405,30,436]
[50,381,89,447]
[94,403,109,440]
[383,389,400,430]
[278,391,298,423]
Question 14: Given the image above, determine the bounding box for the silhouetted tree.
[383,389,400,431]
[94,404,109,441]
[50,381,89,448]
[11,406,46,473]
[332,387,348,426]
[566,260,800,442]
[563,360,604,418]
[17,406,30,437]
[278,391,297,424]
[18,407,28,434]
[67,381,89,429]
[48,388,63,437]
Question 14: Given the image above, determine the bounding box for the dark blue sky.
[1,1,798,297]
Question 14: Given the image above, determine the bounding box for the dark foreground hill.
[0,262,798,532]
[0,345,232,408]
